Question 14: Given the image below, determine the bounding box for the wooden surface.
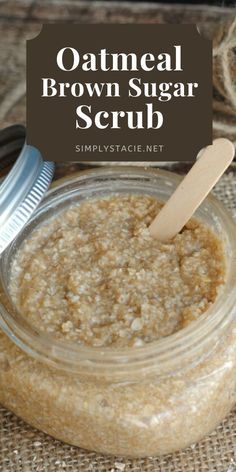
[0,1,235,131]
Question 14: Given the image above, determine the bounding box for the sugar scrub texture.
[10,194,226,347]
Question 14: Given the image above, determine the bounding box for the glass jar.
[0,167,236,457]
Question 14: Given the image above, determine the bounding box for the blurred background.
[113,1,235,3]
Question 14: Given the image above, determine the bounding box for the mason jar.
[0,167,236,457]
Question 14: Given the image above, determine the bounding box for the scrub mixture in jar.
[9,194,226,347]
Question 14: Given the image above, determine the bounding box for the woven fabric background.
[0,169,236,472]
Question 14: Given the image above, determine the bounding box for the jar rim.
[0,166,236,379]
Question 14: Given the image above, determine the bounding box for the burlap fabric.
[0,169,236,472]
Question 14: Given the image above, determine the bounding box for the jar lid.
[0,138,54,255]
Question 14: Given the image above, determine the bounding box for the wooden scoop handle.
[149,138,235,242]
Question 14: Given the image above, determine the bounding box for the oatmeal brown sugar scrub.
[0,155,236,456]
[8,193,226,347]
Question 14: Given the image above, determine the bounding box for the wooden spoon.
[149,138,235,242]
